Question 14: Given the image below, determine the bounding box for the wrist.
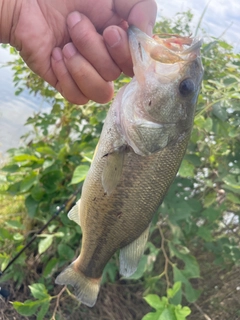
[0,0,22,44]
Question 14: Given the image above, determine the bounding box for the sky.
[156,0,240,51]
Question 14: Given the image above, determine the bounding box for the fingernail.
[105,28,121,48]
[63,43,77,59]
[67,11,82,29]
[52,48,62,61]
[147,24,153,37]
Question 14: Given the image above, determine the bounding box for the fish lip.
[181,37,203,55]
[128,25,156,75]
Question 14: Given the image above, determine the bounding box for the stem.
[51,286,67,320]
[157,222,174,290]
[192,301,212,320]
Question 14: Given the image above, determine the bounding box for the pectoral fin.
[101,148,125,195]
[67,199,81,226]
[119,224,150,277]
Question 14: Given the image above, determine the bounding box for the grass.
[0,175,25,223]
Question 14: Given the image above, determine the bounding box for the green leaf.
[142,311,163,320]
[29,283,49,300]
[204,117,213,132]
[37,301,50,320]
[38,236,53,254]
[40,170,63,193]
[170,287,182,306]
[144,294,162,310]
[194,115,205,128]
[212,102,228,121]
[159,308,175,320]
[42,159,55,169]
[6,180,21,194]
[127,255,148,280]
[169,244,200,279]
[1,164,19,172]
[69,165,90,185]
[51,103,62,113]
[174,305,191,320]
[178,160,195,178]
[197,226,213,242]
[0,228,12,240]
[20,172,37,192]
[203,192,216,207]
[173,267,201,303]
[25,194,38,218]
[4,220,24,230]
[184,154,201,166]
[168,201,192,222]
[43,257,58,277]
[223,175,240,190]
[202,208,221,222]
[13,154,40,162]
[31,184,45,201]
[13,233,24,241]
[12,300,41,316]
[36,146,56,156]
[96,110,107,122]
[142,297,191,320]
[57,243,75,260]
[226,192,240,204]
[102,261,118,284]
[167,282,182,299]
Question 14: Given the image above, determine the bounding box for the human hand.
[7,0,157,104]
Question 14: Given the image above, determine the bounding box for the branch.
[157,221,174,289]
[51,286,67,320]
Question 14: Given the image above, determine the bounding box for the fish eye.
[179,78,195,96]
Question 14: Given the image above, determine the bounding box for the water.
[0,46,50,159]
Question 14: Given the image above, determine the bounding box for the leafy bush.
[1,11,240,319]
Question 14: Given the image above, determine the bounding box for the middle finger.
[67,12,121,82]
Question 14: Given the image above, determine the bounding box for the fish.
[55,26,204,307]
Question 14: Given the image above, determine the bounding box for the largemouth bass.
[56,26,203,307]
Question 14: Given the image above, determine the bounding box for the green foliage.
[142,283,191,320]
[12,283,51,319]
[1,10,240,319]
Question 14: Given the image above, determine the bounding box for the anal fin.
[119,224,150,277]
[67,199,81,226]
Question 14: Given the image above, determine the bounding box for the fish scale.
[55,26,203,307]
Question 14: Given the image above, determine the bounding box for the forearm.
[0,0,22,44]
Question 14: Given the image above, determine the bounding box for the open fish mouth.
[128,26,202,65]
[152,33,203,55]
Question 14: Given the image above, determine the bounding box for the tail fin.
[55,262,101,307]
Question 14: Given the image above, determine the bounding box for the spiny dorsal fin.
[67,199,81,226]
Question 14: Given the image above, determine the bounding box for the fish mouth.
[128,25,202,67]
